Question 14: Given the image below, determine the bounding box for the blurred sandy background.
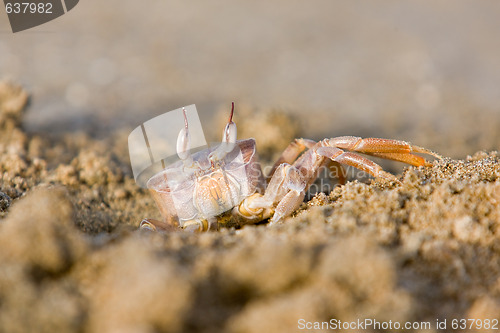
[0,0,499,157]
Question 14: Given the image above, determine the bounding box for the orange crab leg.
[327,160,347,185]
[316,147,399,182]
[364,152,431,167]
[328,136,442,157]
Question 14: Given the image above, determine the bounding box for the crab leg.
[249,164,291,208]
[241,135,442,225]
[140,218,177,232]
[182,217,219,232]
[271,189,306,224]
[247,163,307,224]
[363,152,431,167]
[267,138,316,181]
[327,161,347,185]
[316,147,398,182]
[327,136,442,166]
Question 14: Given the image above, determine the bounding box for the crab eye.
[176,107,191,160]
[222,121,237,146]
[177,127,190,160]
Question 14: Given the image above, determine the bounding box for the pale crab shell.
[147,138,265,228]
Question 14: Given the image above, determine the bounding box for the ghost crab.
[140,103,441,232]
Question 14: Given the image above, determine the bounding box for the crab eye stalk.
[209,102,238,163]
[177,107,194,165]
[222,102,237,152]
[177,127,190,160]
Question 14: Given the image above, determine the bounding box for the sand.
[0,80,499,332]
